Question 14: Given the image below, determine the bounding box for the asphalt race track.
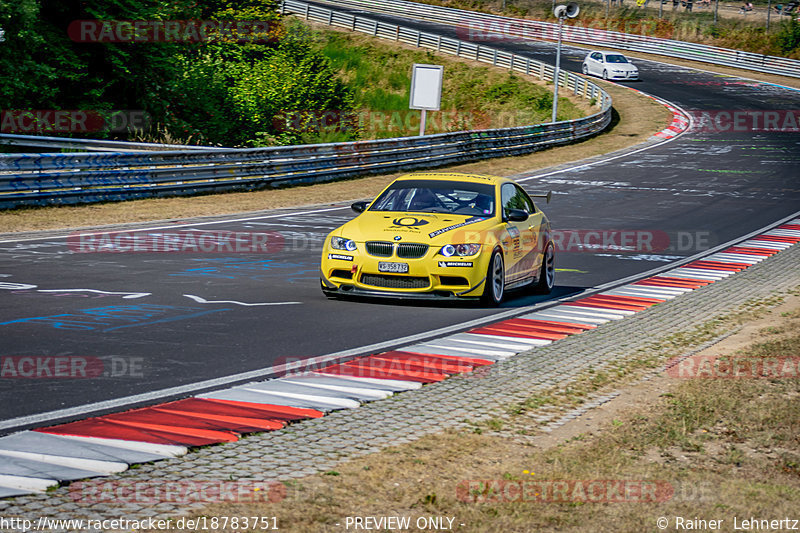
[0,6,798,430]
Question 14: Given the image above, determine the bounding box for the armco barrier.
[0,133,225,153]
[309,0,800,79]
[0,0,611,208]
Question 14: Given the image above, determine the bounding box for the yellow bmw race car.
[320,172,555,305]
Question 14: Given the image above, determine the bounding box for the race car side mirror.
[506,209,529,222]
[351,201,369,213]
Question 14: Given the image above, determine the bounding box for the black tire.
[481,250,505,306]
[582,64,589,75]
[602,69,609,80]
[533,243,555,294]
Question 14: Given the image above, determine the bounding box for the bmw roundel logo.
[394,236,402,241]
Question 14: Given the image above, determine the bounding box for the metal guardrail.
[0,0,612,209]
[0,133,225,152]
[311,0,800,79]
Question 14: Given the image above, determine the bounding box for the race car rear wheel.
[482,250,505,306]
[533,243,555,294]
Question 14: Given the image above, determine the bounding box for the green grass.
[305,28,584,142]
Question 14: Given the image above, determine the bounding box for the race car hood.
[608,63,638,72]
[340,211,494,242]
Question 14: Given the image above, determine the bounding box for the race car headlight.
[331,236,357,251]
[440,244,481,257]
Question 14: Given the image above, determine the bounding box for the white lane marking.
[400,345,492,359]
[667,268,731,279]
[603,289,672,300]
[0,283,38,290]
[0,474,55,493]
[453,332,555,347]
[765,229,800,237]
[37,289,151,299]
[420,343,523,357]
[704,254,762,264]
[557,305,631,318]
[523,311,610,325]
[238,388,360,409]
[51,435,186,458]
[441,334,538,351]
[183,294,301,306]
[0,206,348,244]
[741,240,792,249]
[310,373,422,390]
[564,305,636,316]
[629,283,692,293]
[280,379,391,400]
[0,449,127,475]
[606,288,674,299]
[655,271,718,281]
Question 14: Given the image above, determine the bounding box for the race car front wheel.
[482,250,505,306]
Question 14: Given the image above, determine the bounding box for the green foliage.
[0,0,353,147]
[227,38,355,145]
[776,18,800,54]
[485,73,553,111]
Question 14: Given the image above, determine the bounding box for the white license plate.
[378,262,409,273]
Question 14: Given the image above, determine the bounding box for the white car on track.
[582,51,639,81]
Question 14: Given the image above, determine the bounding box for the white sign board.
[409,64,443,111]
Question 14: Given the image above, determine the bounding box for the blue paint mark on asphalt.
[0,304,230,331]
[169,258,317,282]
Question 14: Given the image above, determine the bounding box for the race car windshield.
[369,179,496,216]
[605,54,629,63]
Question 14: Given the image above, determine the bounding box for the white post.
[551,17,564,123]
[420,109,428,136]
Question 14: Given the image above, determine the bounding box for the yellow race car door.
[500,183,540,285]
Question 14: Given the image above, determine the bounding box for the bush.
[776,18,800,54]
[0,0,354,146]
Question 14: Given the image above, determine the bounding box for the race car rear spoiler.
[529,191,553,204]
